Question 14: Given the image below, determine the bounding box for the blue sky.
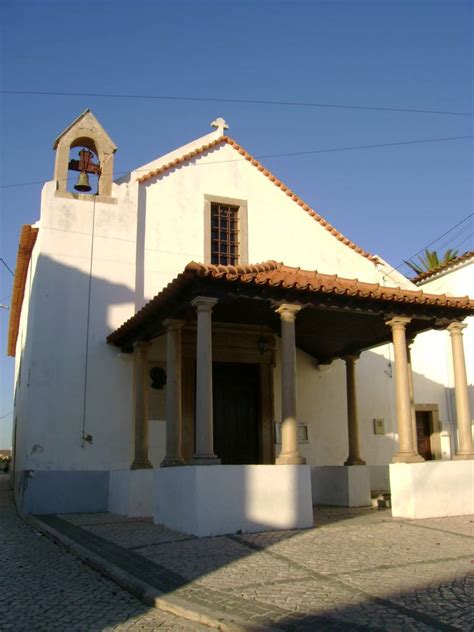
[0,0,472,446]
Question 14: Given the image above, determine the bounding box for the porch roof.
[107,261,474,363]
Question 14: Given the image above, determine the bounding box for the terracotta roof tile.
[412,250,474,285]
[7,225,39,356]
[136,136,379,263]
[107,260,474,346]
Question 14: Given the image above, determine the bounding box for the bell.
[74,171,91,192]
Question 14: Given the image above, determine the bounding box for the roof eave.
[7,225,39,357]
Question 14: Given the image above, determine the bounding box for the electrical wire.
[384,213,474,276]
[1,89,472,117]
[1,134,473,190]
[0,258,14,275]
[447,231,473,255]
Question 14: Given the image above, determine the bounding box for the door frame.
[181,323,275,464]
[212,361,261,465]
[414,404,442,460]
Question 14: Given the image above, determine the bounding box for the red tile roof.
[7,225,39,357]
[188,261,473,306]
[412,250,474,285]
[107,260,474,346]
[136,136,379,263]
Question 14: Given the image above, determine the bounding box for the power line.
[1,133,473,190]
[0,411,13,419]
[434,225,471,255]
[0,258,14,276]
[257,135,474,159]
[1,89,472,117]
[405,213,473,263]
[383,213,474,277]
[448,231,473,255]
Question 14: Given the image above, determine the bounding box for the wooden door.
[213,362,260,465]
[416,411,433,460]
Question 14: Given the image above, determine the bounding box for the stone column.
[276,304,306,465]
[343,355,366,466]
[131,341,153,469]
[161,320,186,467]
[448,322,474,459]
[406,339,419,454]
[386,317,424,463]
[191,297,220,465]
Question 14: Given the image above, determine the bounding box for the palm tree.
[405,248,458,276]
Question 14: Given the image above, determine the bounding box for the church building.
[8,111,474,536]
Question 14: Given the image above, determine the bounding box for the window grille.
[210,202,239,265]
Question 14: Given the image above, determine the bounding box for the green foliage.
[405,248,459,276]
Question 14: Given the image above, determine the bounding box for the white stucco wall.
[390,461,474,518]
[14,181,138,474]
[273,341,398,473]
[137,141,383,305]
[155,465,313,536]
[14,127,466,496]
[410,260,474,451]
[14,133,389,474]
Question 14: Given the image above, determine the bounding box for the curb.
[23,513,281,632]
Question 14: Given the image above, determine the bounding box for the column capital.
[275,303,302,322]
[385,316,411,330]
[163,318,185,332]
[191,296,218,312]
[343,353,360,363]
[447,321,468,335]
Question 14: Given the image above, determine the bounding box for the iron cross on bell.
[69,148,101,192]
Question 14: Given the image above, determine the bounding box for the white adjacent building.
[7,111,474,534]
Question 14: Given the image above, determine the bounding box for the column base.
[344,457,366,466]
[453,452,474,460]
[276,453,307,465]
[392,452,424,464]
[131,459,153,470]
[390,461,474,518]
[190,455,221,465]
[160,457,187,467]
[109,469,154,517]
[154,465,313,536]
[311,465,371,507]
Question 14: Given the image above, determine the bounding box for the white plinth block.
[390,461,474,519]
[109,469,154,517]
[311,466,371,507]
[154,465,313,537]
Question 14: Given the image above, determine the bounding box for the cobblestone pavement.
[4,471,474,632]
[49,504,474,631]
[0,475,210,631]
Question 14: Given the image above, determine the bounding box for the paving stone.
[407,516,474,539]
[58,512,148,526]
[82,520,193,549]
[0,476,209,631]
[139,535,311,589]
[5,471,474,632]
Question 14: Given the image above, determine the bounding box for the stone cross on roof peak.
[210,117,229,134]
